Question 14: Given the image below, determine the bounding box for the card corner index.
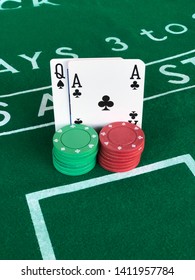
[50,58,71,129]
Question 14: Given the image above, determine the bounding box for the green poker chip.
[52,124,98,176]
[53,124,98,156]
[53,151,96,167]
[53,148,98,166]
[53,157,96,176]
[53,156,96,171]
[52,144,98,161]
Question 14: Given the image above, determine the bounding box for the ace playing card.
[68,59,145,128]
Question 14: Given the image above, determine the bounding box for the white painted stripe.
[26,154,195,260]
[1,83,194,137]
[0,81,194,137]
[0,49,194,137]
[0,49,194,99]
[0,86,51,98]
[26,154,195,201]
[0,122,54,136]
[26,198,56,260]
[144,84,195,101]
[146,49,195,66]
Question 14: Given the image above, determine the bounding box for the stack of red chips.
[98,121,145,172]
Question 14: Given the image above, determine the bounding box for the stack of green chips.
[52,124,98,176]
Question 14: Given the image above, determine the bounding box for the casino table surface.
[0,0,195,260]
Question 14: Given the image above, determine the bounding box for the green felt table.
[0,0,195,260]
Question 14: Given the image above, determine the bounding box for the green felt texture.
[0,0,195,259]
[40,164,195,260]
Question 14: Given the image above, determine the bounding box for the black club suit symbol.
[98,95,114,111]
[73,89,82,98]
[130,81,139,90]
[129,111,138,119]
[74,118,83,124]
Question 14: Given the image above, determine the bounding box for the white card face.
[68,59,145,129]
[50,57,123,131]
[50,59,70,131]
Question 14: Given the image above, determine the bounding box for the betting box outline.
[26,154,195,260]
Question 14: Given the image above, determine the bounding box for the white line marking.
[26,154,195,260]
[0,49,194,137]
[0,122,54,137]
[0,49,194,99]
[27,198,55,260]
[146,49,195,66]
[1,82,194,137]
[144,84,195,101]
[0,86,51,98]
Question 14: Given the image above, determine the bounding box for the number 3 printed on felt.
[105,37,128,51]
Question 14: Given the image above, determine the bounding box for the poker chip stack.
[98,121,145,172]
[52,124,98,176]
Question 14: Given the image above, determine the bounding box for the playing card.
[50,57,123,130]
[50,58,70,131]
[68,59,145,128]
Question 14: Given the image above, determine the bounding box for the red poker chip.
[99,150,132,162]
[99,151,140,164]
[99,122,145,153]
[99,160,139,170]
[100,141,145,159]
[98,155,141,167]
[98,156,140,172]
[98,150,140,165]
[98,161,134,170]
